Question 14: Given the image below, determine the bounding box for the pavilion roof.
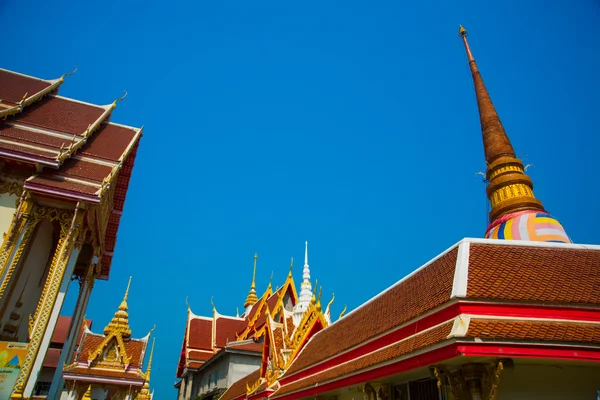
[0,68,142,279]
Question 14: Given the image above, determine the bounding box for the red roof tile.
[216,317,247,347]
[466,319,600,344]
[17,96,105,135]
[285,247,458,376]
[80,123,138,162]
[189,318,213,350]
[58,158,113,182]
[227,342,263,353]
[0,124,68,148]
[0,69,51,104]
[276,322,454,397]
[188,350,213,362]
[467,244,600,305]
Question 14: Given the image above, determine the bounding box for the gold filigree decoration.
[0,180,23,197]
[11,205,85,398]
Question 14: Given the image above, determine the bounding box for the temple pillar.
[0,198,38,314]
[462,363,485,400]
[46,262,96,399]
[10,205,86,399]
[178,375,187,400]
[185,373,195,399]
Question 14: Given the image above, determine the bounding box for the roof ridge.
[0,67,54,83]
[465,238,600,250]
[49,94,105,110]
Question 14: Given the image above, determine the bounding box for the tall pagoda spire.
[138,338,155,399]
[244,254,259,309]
[293,241,314,325]
[104,276,132,339]
[459,26,570,243]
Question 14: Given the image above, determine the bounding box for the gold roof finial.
[210,296,216,313]
[459,25,467,37]
[82,384,93,400]
[244,253,259,308]
[459,26,546,222]
[338,304,347,320]
[139,337,155,399]
[327,293,335,310]
[288,257,294,278]
[111,90,128,109]
[311,279,318,305]
[268,271,274,289]
[104,277,132,338]
[185,296,191,313]
[316,286,323,311]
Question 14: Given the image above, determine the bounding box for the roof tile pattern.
[467,319,600,344]
[216,317,247,347]
[285,247,458,376]
[188,319,212,350]
[468,244,600,304]
[0,69,51,104]
[275,322,454,398]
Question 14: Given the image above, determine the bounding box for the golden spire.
[139,337,155,399]
[104,276,132,339]
[459,26,545,222]
[244,254,259,308]
[82,384,93,400]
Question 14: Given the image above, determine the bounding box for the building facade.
[177,244,337,400]
[0,67,142,398]
[216,27,600,400]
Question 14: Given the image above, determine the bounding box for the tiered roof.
[63,278,154,388]
[0,68,142,278]
[269,239,600,399]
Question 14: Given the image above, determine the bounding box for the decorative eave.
[0,68,75,119]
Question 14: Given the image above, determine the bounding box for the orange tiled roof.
[285,247,458,376]
[76,331,147,367]
[467,244,600,304]
[64,366,144,382]
[221,369,261,400]
[216,317,247,347]
[188,318,212,350]
[465,319,600,344]
[274,321,454,398]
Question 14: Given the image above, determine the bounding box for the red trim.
[459,343,600,363]
[275,345,460,400]
[248,389,274,400]
[458,303,600,322]
[280,301,600,385]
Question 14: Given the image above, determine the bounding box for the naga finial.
[338,304,347,320]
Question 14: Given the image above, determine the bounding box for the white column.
[178,377,187,400]
[46,266,93,399]
[22,247,81,398]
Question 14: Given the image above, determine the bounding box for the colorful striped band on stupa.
[485,210,571,243]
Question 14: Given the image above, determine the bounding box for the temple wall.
[228,354,261,387]
[0,193,17,238]
[497,363,600,400]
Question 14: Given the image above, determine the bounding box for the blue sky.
[3,0,600,398]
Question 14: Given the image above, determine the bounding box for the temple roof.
[274,238,600,392]
[0,68,142,279]
[221,369,261,400]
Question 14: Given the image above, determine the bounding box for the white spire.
[293,241,313,326]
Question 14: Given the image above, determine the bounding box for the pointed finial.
[304,241,308,266]
[268,271,274,289]
[459,25,467,37]
[311,279,318,305]
[60,66,78,82]
[185,296,190,313]
[244,253,259,308]
[339,305,347,320]
[111,90,128,109]
[459,26,549,225]
[124,276,132,301]
[147,337,156,377]
[288,257,294,277]
[327,293,335,310]
[236,307,239,318]
[210,296,216,313]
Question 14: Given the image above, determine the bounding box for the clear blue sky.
[3,1,599,398]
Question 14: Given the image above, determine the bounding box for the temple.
[176,243,339,400]
[187,28,600,400]
[62,277,155,400]
[0,67,142,398]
